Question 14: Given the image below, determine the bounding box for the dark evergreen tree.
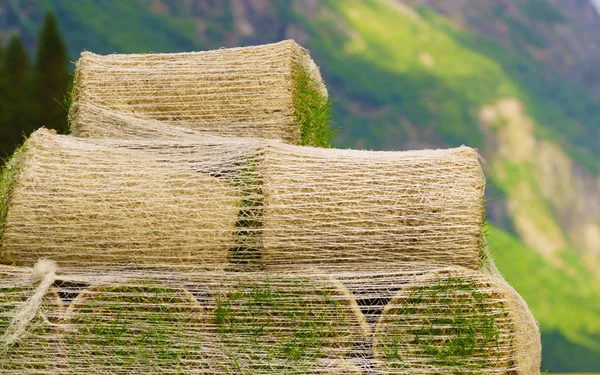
[34,12,70,133]
[0,34,31,157]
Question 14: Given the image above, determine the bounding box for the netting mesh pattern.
[0,265,540,374]
[1,129,484,271]
[0,38,541,373]
[69,39,329,145]
[372,267,541,374]
[0,266,64,373]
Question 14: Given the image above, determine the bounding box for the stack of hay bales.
[0,40,541,374]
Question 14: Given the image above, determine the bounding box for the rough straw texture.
[0,265,64,373]
[0,129,484,272]
[262,143,486,270]
[70,40,331,146]
[0,129,240,270]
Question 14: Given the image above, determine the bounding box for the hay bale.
[0,129,240,270]
[65,280,210,373]
[70,39,332,146]
[0,265,64,373]
[372,267,540,374]
[261,143,486,270]
[501,279,542,374]
[210,272,371,373]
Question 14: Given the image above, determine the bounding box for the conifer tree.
[34,11,70,133]
[0,34,30,157]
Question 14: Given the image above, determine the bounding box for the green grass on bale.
[213,276,365,374]
[293,64,334,148]
[66,282,209,374]
[0,142,28,250]
[229,155,264,271]
[375,276,506,373]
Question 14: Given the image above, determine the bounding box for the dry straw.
[0,265,64,373]
[1,129,485,272]
[0,128,240,270]
[70,39,332,146]
[261,143,486,271]
[372,266,541,374]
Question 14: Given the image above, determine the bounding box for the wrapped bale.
[0,265,64,373]
[70,39,332,146]
[65,280,211,374]
[372,267,541,374]
[319,360,363,374]
[0,128,240,270]
[261,143,486,270]
[209,272,371,374]
[501,278,542,374]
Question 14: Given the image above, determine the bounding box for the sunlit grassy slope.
[488,225,600,371]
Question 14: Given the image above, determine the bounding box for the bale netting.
[319,359,363,374]
[209,272,371,374]
[372,266,541,374]
[0,264,65,373]
[0,128,240,270]
[65,280,211,374]
[261,143,486,270]
[70,39,332,146]
[501,278,542,374]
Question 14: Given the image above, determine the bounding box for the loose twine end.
[1,258,58,347]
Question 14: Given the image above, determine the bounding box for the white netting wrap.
[1,129,484,272]
[372,267,541,374]
[0,263,540,374]
[69,40,330,145]
[0,40,541,374]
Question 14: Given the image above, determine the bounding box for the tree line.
[0,12,70,158]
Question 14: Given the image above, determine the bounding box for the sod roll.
[208,272,371,374]
[65,280,209,374]
[0,128,240,270]
[372,267,541,374]
[261,143,486,270]
[0,265,64,373]
[70,39,331,146]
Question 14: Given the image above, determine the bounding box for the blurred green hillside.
[1,0,599,371]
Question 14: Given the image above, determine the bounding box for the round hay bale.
[65,280,210,373]
[70,39,332,146]
[500,279,542,374]
[210,272,371,373]
[372,267,515,374]
[0,129,240,270]
[261,144,486,271]
[0,265,64,373]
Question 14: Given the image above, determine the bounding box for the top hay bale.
[70,39,332,146]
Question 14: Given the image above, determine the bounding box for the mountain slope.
[1,0,599,371]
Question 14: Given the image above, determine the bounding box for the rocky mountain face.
[1,0,599,371]
[403,0,600,94]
